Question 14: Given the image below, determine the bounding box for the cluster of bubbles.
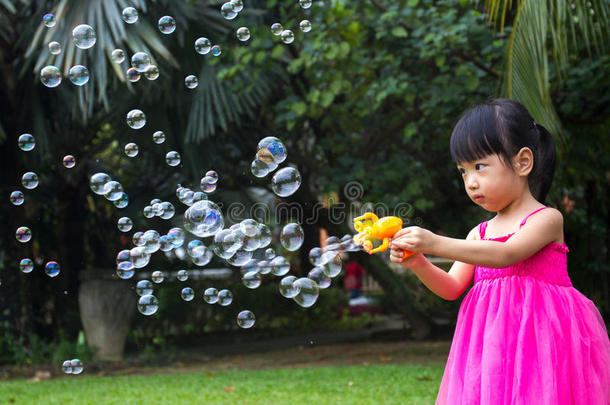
[194,37,221,57]
[269,0,313,45]
[251,137,301,197]
[17,258,60,277]
[143,198,176,220]
[89,172,129,208]
[61,359,84,375]
[202,287,233,306]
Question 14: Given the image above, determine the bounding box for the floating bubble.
[112,49,125,63]
[251,159,270,178]
[113,193,129,208]
[159,235,173,252]
[293,277,319,308]
[126,109,146,129]
[322,253,342,277]
[40,65,61,88]
[187,239,206,258]
[257,259,271,275]
[280,30,295,44]
[43,13,56,27]
[259,224,272,248]
[227,249,254,266]
[231,0,244,12]
[152,131,165,144]
[270,255,290,276]
[168,228,186,248]
[279,275,300,298]
[211,45,221,56]
[137,294,159,315]
[132,232,145,246]
[144,65,159,80]
[131,52,151,73]
[265,248,276,260]
[181,287,195,301]
[62,360,72,374]
[236,310,255,328]
[18,134,35,151]
[160,202,175,219]
[166,151,181,166]
[70,359,83,374]
[69,65,89,86]
[72,24,96,49]
[151,270,164,283]
[271,23,283,36]
[242,270,262,289]
[136,280,153,296]
[143,206,154,218]
[124,142,139,157]
[20,258,34,273]
[126,67,140,82]
[280,223,304,251]
[271,167,301,197]
[142,230,161,254]
[104,181,124,201]
[185,200,224,238]
[90,172,111,194]
[16,226,31,243]
[158,16,176,34]
[63,155,76,168]
[239,219,258,237]
[299,20,312,32]
[10,190,24,206]
[308,266,331,289]
[300,0,312,9]
[194,37,211,55]
[203,287,219,304]
[21,172,39,189]
[217,289,233,306]
[116,249,131,264]
[48,41,61,55]
[185,75,198,89]
[130,247,150,269]
[192,249,213,266]
[45,261,61,278]
[308,247,323,266]
[122,7,138,24]
[200,176,216,193]
[116,261,135,279]
[177,269,188,281]
[117,217,133,232]
[221,2,237,19]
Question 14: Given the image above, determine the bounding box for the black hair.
[449,98,556,202]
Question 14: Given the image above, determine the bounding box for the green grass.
[0,363,444,404]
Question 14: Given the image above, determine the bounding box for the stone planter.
[78,269,136,361]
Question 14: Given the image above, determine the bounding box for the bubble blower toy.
[352,213,416,259]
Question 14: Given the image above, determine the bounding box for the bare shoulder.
[466,224,480,240]
[524,207,564,244]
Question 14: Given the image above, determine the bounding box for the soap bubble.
[187,239,205,258]
[308,266,331,289]
[177,269,188,281]
[160,202,175,219]
[63,155,76,168]
[70,359,84,374]
[239,219,258,236]
[131,52,151,72]
[117,217,133,232]
[20,258,34,273]
[280,223,304,251]
[211,45,221,56]
[144,65,159,80]
[257,260,271,275]
[116,249,131,264]
[265,248,276,259]
[159,235,172,252]
[220,2,237,19]
[143,206,154,218]
[236,27,250,41]
[136,280,153,296]
[48,41,61,55]
[126,68,140,82]
[21,172,39,189]
[280,30,295,44]
[132,233,144,247]
[72,24,96,49]
[10,191,24,205]
[142,230,161,254]
[124,142,139,157]
[231,0,244,12]
[279,275,300,298]
[122,7,138,24]
[116,261,135,279]
[104,181,124,201]
[168,228,186,248]
[151,270,164,283]
[251,159,270,178]
[299,20,312,32]
[195,37,211,55]
[300,0,312,8]
[113,193,129,208]
[271,23,283,35]
[126,109,146,129]
[200,176,216,193]
[185,75,198,89]
[130,246,150,269]
[236,310,255,328]
[45,261,61,277]
[258,139,286,163]
[165,151,181,166]
[270,255,290,276]
[293,277,319,308]
[68,65,89,86]
[203,287,219,304]
[308,247,323,266]
[184,200,224,238]
[227,249,254,266]
[16,226,32,243]
[152,131,165,144]
[205,170,219,183]
[322,253,342,277]
[242,270,261,289]
[181,287,195,301]
[40,65,61,88]
[271,167,301,197]
[61,360,72,374]
[18,134,35,151]
[137,294,159,315]
[43,13,56,27]
[111,49,125,63]
[217,289,233,306]
[259,224,272,248]
[89,173,111,195]
[158,16,176,34]
[192,249,213,266]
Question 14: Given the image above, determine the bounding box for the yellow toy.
[353,213,415,259]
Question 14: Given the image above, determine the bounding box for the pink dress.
[436,207,610,405]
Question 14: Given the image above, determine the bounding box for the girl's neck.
[494,193,541,221]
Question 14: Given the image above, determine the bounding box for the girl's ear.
[512,147,534,176]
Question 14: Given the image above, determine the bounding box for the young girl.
[389,99,610,404]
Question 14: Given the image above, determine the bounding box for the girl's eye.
[458,164,485,175]
[475,163,485,170]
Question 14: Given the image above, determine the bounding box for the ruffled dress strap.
[518,206,548,228]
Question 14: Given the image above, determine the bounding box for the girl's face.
[456,153,522,211]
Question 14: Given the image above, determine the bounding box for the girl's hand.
[390,246,424,267]
[390,226,438,254]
